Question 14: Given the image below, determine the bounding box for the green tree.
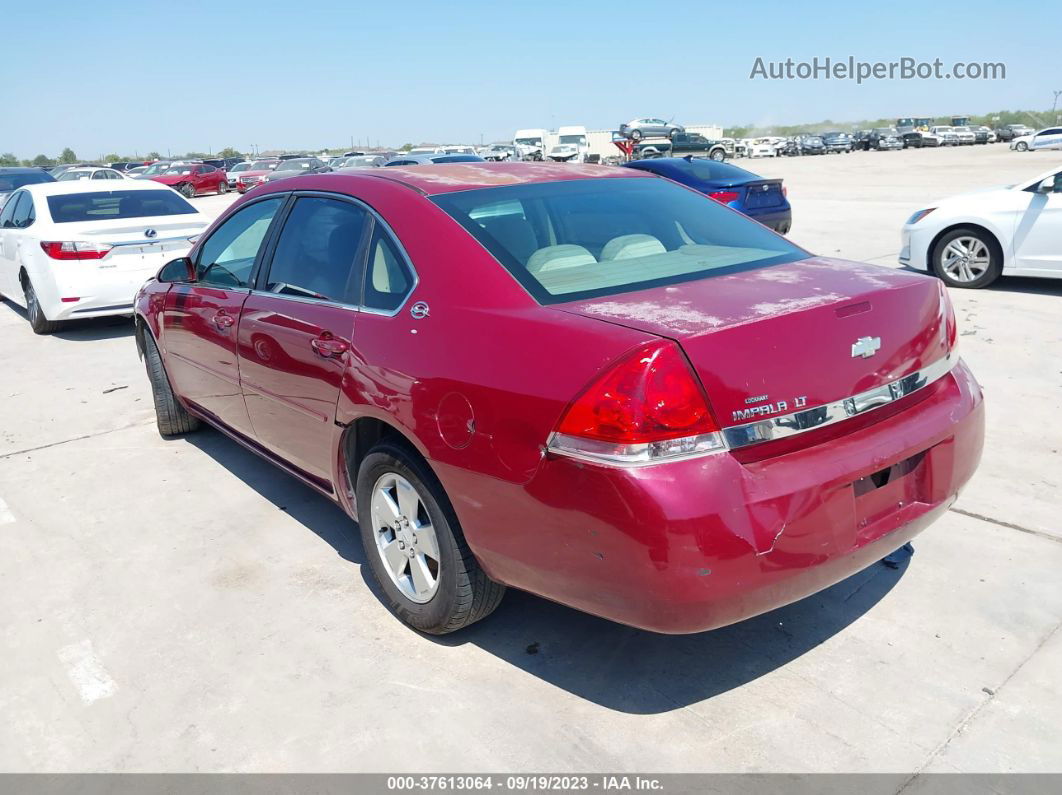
[216,147,242,159]
[0,152,18,166]
[104,153,122,162]
[147,151,161,160]
[32,154,55,167]
[399,143,413,152]
[58,147,78,164]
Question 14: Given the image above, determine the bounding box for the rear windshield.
[0,172,54,191]
[672,159,753,182]
[433,178,805,304]
[47,190,197,223]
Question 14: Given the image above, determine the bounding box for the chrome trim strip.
[108,235,196,248]
[722,353,957,450]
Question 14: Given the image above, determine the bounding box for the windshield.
[163,166,195,175]
[0,172,54,191]
[515,138,542,146]
[276,160,313,171]
[142,163,172,176]
[559,135,586,145]
[47,189,197,223]
[56,171,94,181]
[251,160,278,170]
[231,162,252,172]
[432,178,804,304]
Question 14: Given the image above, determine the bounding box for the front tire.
[217,180,227,195]
[142,331,200,436]
[357,442,505,634]
[630,129,643,141]
[1014,141,1028,152]
[932,227,1002,289]
[24,279,61,334]
[179,182,196,198]
[710,148,726,161]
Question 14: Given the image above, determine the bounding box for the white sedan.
[899,165,1062,288]
[55,167,130,182]
[0,180,209,333]
[1010,127,1062,153]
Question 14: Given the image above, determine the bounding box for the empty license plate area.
[853,450,928,527]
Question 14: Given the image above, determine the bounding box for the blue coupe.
[622,156,792,234]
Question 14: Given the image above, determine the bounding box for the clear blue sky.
[2,0,1052,158]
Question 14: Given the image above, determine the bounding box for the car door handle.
[212,311,235,329]
[310,335,349,358]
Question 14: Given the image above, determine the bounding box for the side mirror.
[1039,176,1062,194]
[158,256,195,283]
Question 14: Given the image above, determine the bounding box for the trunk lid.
[61,215,208,269]
[554,257,950,429]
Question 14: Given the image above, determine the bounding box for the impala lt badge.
[851,336,882,359]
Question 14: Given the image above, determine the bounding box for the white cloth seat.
[526,244,597,274]
[600,234,667,261]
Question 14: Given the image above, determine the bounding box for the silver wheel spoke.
[372,488,401,526]
[409,555,434,596]
[381,539,408,580]
[414,522,440,562]
[396,480,421,522]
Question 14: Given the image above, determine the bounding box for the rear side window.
[47,190,197,223]
[196,197,284,288]
[433,177,804,304]
[0,191,25,227]
[262,197,368,303]
[364,227,413,311]
[11,193,34,228]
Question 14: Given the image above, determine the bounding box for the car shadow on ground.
[0,300,135,341]
[185,426,909,714]
[986,275,1062,297]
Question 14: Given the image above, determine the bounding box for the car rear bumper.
[743,206,792,233]
[43,254,182,321]
[443,359,983,633]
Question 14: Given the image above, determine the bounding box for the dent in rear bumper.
[442,360,984,633]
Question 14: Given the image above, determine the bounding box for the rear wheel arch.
[341,416,438,504]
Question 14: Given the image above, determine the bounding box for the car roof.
[23,180,183,197]
[328,161,650,195]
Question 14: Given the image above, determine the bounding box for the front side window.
[363,226,413,312]
[262,197,368,303]
[196,197,284,288]
[433,177,805,304]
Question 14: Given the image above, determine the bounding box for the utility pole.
[1053,90,1062,123]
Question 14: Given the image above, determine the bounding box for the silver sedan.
[620,117,685,141]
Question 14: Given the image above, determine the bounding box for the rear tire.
[630,129,643,141]
[357,442,505,634]
[142,331,200,436]
[710,148,726,161]
[23,279,61,335]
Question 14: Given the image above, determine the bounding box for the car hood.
[552,257,949,424]
[148,175,190,185]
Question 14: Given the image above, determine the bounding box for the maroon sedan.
[148,163,228,198]
[235,159,280,193]
[134,163,984,635]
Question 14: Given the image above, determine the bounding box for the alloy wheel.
[940,236,991,283]
[370,473,442,603]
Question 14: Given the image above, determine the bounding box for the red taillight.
[938,282,958,351]
[708,190,740,204]
[782,185,788,197]
[40,241,113,260]
[549,342,725,465]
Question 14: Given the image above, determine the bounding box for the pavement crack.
[949,507,1060,544]
[0,422,152,460]
[894,619,1062,793]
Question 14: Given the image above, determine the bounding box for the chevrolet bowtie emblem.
[851,336,882,358]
